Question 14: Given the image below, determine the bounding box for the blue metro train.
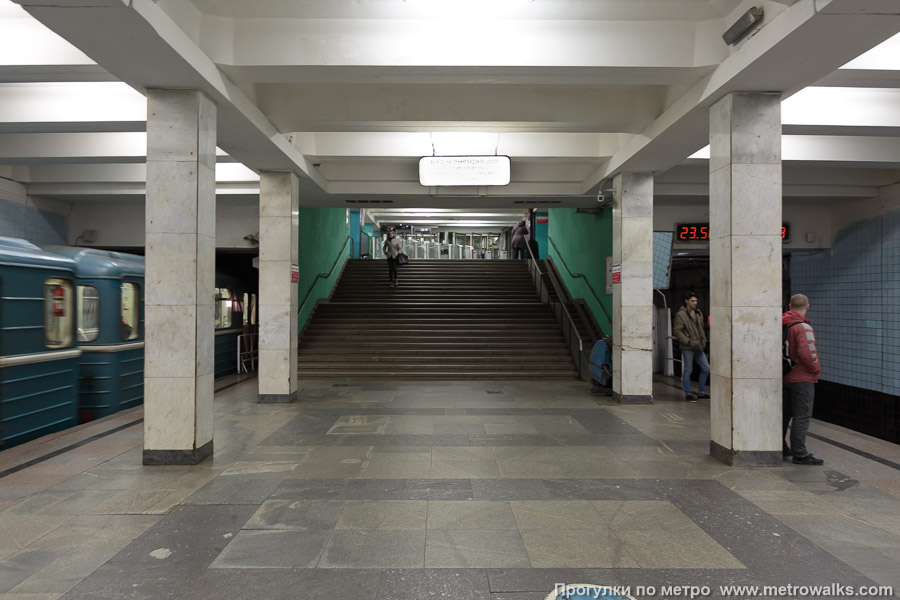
[0,237,256,450]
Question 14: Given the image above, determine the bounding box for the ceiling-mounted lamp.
[722,6,764,46]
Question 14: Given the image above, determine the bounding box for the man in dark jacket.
[783,293,824,465]
[673,292,709,402]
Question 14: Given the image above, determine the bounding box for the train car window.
[215,288,233,329]
[120,283,140,340]
[77,285,100,342]
[44,278,74,348]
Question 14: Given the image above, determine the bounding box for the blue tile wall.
[791,212,900,397]
[653,231,674,290]
[0,198,67,245]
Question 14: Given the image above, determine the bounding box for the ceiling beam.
[13,0,327,188]
[583,0,900,191]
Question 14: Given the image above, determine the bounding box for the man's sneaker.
[698,393,710,400]
[685,394,698,403]
[783,449,793,459]
[793,454,824,465]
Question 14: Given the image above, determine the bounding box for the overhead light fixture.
[722,6,763,46]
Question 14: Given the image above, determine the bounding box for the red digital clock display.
[676,224,790,242]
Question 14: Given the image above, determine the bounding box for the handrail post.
[298,235,351,318]
[526,238,588,380]
[546,235,612,336]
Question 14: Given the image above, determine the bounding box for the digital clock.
[676,223,790,242]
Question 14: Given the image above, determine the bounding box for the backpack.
[782,321,803,375]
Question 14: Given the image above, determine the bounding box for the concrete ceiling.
[1,0,898,217]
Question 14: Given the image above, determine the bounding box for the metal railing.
[237,333,258,374]
[525,241,588,380]
[547,236,612,334]
[298,235,350,318]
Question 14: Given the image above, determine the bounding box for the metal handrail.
[526,241,584,355]
[298,236,350,317]
[547,235,613,331]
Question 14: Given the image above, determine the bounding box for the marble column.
[258,171,300,403]
[143,90,216,465]
[611,173,654,404]
[708,92,782,467]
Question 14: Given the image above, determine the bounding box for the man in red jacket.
[782,293,824,465]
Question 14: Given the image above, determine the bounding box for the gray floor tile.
[319,530,426,568]
[486,568,617,593]
[59,563,205,600]
[243,500,345,530]
[613,528,744,569]
[425,530,530,568]
[509,501,606,531]
[359,455,431,479]
[268,479,348,499]
[427,501,518,530]
[345,479,404,499]
[472,480,552,501]
[182,477,282,504]
[9,547,118,594]
[432,460,502,479]
[0,549,61,593]
[108,505,256,566]
[209,530,331,568]
[335,500,427,530]
[378,569,490,600]
[402,479,474,501]
[26,515,160,551]
[520,528,639,568]
[591,500,699,530]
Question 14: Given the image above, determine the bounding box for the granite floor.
[0,375,898,600]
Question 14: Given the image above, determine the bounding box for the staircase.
[297,259,578,379]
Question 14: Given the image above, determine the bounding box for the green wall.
[298,207,350,329]
[546,208,613,335]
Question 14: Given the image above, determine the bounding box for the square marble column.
[258,171,300,403]
[143,90,216,465]
[708,92,783,467]
[611,173,654,404]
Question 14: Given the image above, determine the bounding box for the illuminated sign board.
[419,156,511,186]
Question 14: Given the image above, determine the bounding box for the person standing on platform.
[673,292,709,403]
[382,229,403,287]
[510,220,529,259]
[782,293,824,465]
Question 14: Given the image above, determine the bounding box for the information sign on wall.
[611,264,622,284]
[290,264,299,282]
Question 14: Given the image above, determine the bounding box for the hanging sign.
[419,156,511,186]
[290,264,299,282]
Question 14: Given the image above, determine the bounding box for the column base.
[710,441,781,467]
[259,390,299,404]
[613,393,653,404]
[143,440,213,466]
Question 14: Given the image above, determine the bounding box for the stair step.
[299,259,580,380]
[297,370,577,380]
